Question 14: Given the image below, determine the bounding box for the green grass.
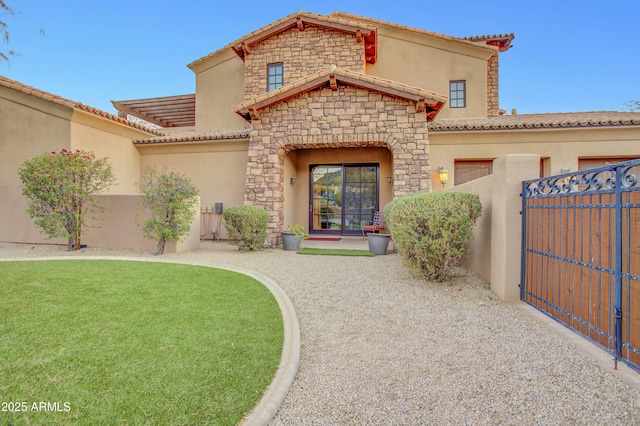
[296,248,375,257]
[0,260,283,425]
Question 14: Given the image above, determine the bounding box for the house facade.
[1,11,639,247]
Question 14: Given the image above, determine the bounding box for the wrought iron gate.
[521,159,640,371]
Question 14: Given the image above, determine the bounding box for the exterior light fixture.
[290,176,296,186]
[387,174,393,185]
[438,165,449,189]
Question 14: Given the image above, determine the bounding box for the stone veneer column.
[487,52,500,117]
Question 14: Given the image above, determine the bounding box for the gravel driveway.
[2,241,639,425]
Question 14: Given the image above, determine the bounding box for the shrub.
[223,205,269,251]
[18,149,115,251]
[138,167,199,255]
[385,192,482,282]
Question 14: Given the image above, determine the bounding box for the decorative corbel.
[242,42,251,56]
[296,17,304,30]
[416,99,426,113]
[249,108,260,121]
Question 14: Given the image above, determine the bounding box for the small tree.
[18,149,116,250]
[139,166,199,255]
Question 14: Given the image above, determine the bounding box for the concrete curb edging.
[1,256,300,425]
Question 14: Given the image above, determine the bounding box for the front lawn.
[0,260,283,425]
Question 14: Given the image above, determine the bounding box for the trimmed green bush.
[223,205,269,251]
[385,192,482,282]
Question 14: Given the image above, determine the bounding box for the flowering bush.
[18,149,115,250]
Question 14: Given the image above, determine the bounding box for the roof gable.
[232,66,448,122]
[189,11,377,70]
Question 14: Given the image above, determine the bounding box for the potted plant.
[367,232,392,255]
[281,222,309,251]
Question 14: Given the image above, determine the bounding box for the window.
[449,80,466,108]
[454,159,493,185]
[267,63,283,91]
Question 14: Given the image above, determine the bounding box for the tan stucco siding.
[0,88,73,243]
[70,110,149,194]
[137,140,249,240]
[244,26,364,101]
[367,28,492,120]
[194,50,246,130]
[429,126,640,189]
[287,147,393,228]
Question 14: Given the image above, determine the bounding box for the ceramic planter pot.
[367,233,391,255]
[281,230,302,251]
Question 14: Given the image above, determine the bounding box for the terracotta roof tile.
[0,75,163,135]
[329,11,496,51]
[133,129,250,145]
[429,111,640,132]
[189,11,378,69]
[231,65,448,118]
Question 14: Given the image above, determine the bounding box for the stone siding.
[487,52,500,116]
[244,26,365,101]
[244,85,432,243]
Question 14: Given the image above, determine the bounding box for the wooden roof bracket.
[330,74,338,91]
[416,99,426,113]
[249,108,260,121]
[297,17,304,30]
[242,42,251,56]
[356,29,363,43]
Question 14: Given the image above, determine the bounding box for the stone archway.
[242,86,433,244]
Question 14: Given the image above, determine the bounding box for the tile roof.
[189,11,378,69]
[429,111,640,132]
[329,11,498,52]
[0,75,163,135]
[133,129,250,145]
[232,65,448,122]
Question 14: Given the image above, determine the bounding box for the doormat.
[307,237,342,241]
[297,248,374,257]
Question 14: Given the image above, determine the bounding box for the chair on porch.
[362,211,386,239]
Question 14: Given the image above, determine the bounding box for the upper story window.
[449,80,466,108]
[267,63,284,91]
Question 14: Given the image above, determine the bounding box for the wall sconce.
[290,176,296,186]
[387,174,393,185]
[438,165,449,189]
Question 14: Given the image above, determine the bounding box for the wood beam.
[416,99,426,113]
[249,108,260,121]
[297,17,304,30]
[330,74,337,91]
[356,29,362,43]
[242,42,251,56]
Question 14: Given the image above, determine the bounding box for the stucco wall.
[366,25,493,119]
[136,140,249,240]
[70,110,148,194]
[429,126,640,189]
[193,49,246,130]
[0,87,72,244]
[449,154,541,302]
[84,194,200,254]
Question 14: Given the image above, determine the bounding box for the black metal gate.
[521,159,640,371]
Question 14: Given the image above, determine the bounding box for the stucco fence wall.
[81,194,200,254]
[447,154,540,302]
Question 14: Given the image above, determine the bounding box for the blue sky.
[2,0,639,116]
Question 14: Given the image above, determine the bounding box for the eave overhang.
[230,11,378,64]
[112,94,196,128]
[232,66,447,122]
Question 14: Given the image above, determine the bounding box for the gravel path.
[2,241,639,425]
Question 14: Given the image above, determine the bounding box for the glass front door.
[310,164,378,234]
